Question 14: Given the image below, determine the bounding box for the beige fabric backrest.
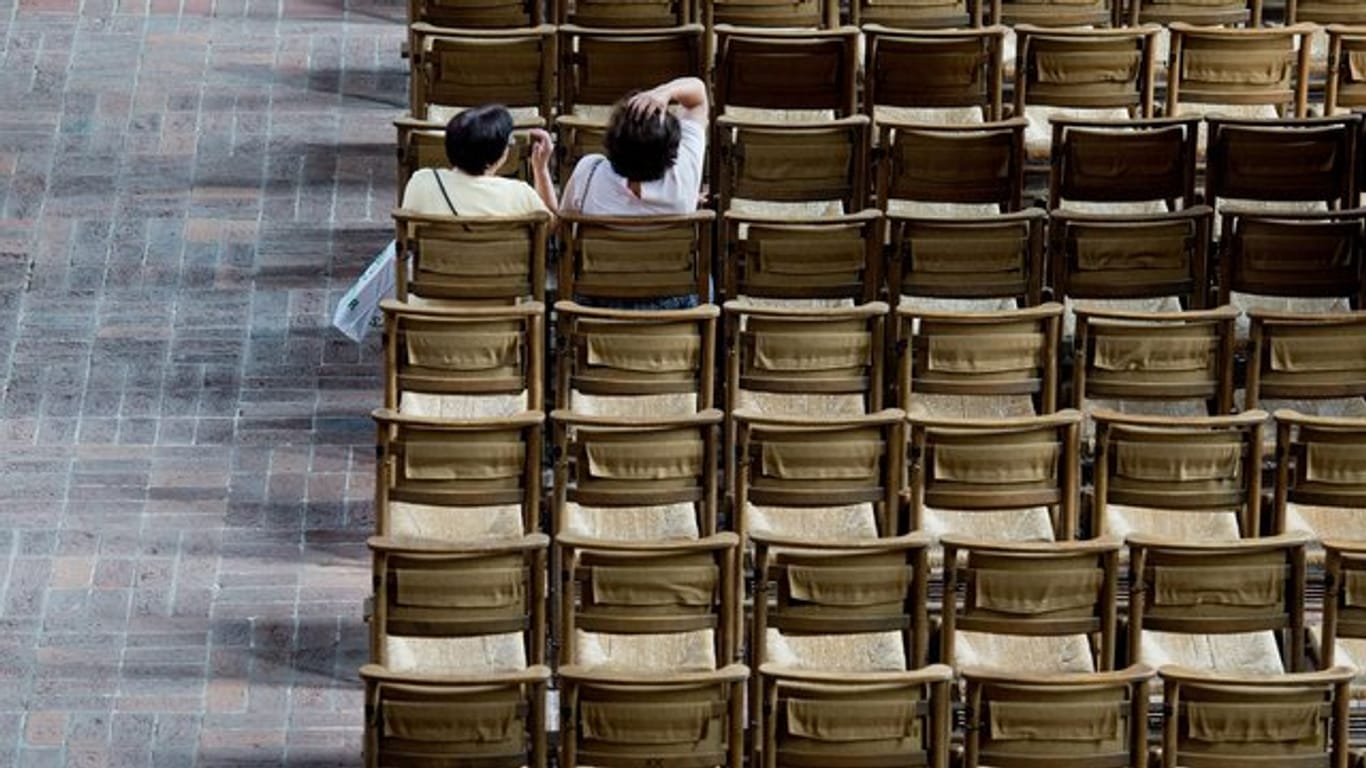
[734,409,906,538]
[372,409,544,539]
[1246,311,1366,410]
[369,536,548,667]
[907,410,1082,538]
[410,25,556,122]
[362,665,550,768]
[1073,306,1236,413]
[1048,207,1212,308]
[942,536,1122,671]
[1127,533,1310,672]
[723,211,882,303]
[1091,409,1266,538]
[556,301,717,410]
[1218,208,1366,308]
[383,299,544,411]
[1166,23,1313,118]
[864,25,1004,116]
[393,209,550,304]
[1158,664,1355,767]
[558,211,714,306]
[899,303,1062,414]
[960,664,1154,768]
[1048,116,1199,209]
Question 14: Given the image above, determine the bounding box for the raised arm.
[628,76,709,126]
[527,128,559,217]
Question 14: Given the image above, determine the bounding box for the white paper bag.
[332,240,396,342]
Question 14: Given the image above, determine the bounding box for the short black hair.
[446,105,514,175]
[603,96,682,183]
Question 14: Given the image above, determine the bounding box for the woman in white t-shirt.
[559,77,710,309]
[401,105,558,217]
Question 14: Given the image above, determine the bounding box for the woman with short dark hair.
[401,104,557,217]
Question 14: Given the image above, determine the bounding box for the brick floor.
[0,0,404,760]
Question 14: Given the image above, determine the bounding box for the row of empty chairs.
[409,0,1364,32]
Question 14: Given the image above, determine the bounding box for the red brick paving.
[0,0,401,760]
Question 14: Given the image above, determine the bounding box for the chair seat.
[1230,291,1350,343]
[722,106,836,123]
[562,501,700,542]
[1139,629,1286,675]
[1308,625,1366,698]
[734,390,866,419]
[385,633,529,674]
[1102,504,1242,542]
[574,629,717,671]
[1064,295,1184,339]
[954,631,1096,674]
[1025,105,1133,164]
[401,391,528,419]
[569,392,699,419]
[1285,503,1366,565]
[1080,398,1210,447]
[905,393,1036,421]
[389,501,526,542]
[764,628,908,672]
[745,503,879,540]
[728,198,844,221]
[873,105,985,128]
[922,507,1055,571]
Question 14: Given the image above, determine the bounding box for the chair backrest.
[1127,532,1310,672]
[897,303,1062,414]
[1217,208,1366,308]
[760,663,954,768]
[558,534,740,667]
[551,409,722,538]
[725,301,888,407]
[410,0,542,27]
[960,664,1154,768]
[555,300,718,413]
[558,25,704,114]
[1205,115,1360,210]
[1013,25,1158,116]
[722,210,881,303]
[1072,305,1236,414]
[941,536,1122,671]
[716,117,870,213]
[1129,0,1258,25]
[361,664,550,768]
[751,532,934,671]
[1048,207,1213,308]
[854,0,975,26]
[704,0,836,32]
[878,118,1026,213]
[555,116,606,180]
[1246,311,1366,409]
[410,24,556,123]
[557,210,713,306]
[1322,540,1366,665]
[1165,23,1313,118]
[863,25,1005,119]
[382,299,544,414]
[1273,411,1366,534]
[1289,0,1366,23]
[886,209,1046,306]
[557,0,690,25]
[990,0,1113,26]
[393,209,550,303]
[1048,116,1199,210]
[713,27,858,116]
[906,410,1083,538]
[1091,409,1266,538]
[369,535,549,668]
[372,409,544,540]
[1325,26,1366,114]
[733,409,906,539]
[1158,664,1355,768]
[557,664,749,768]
